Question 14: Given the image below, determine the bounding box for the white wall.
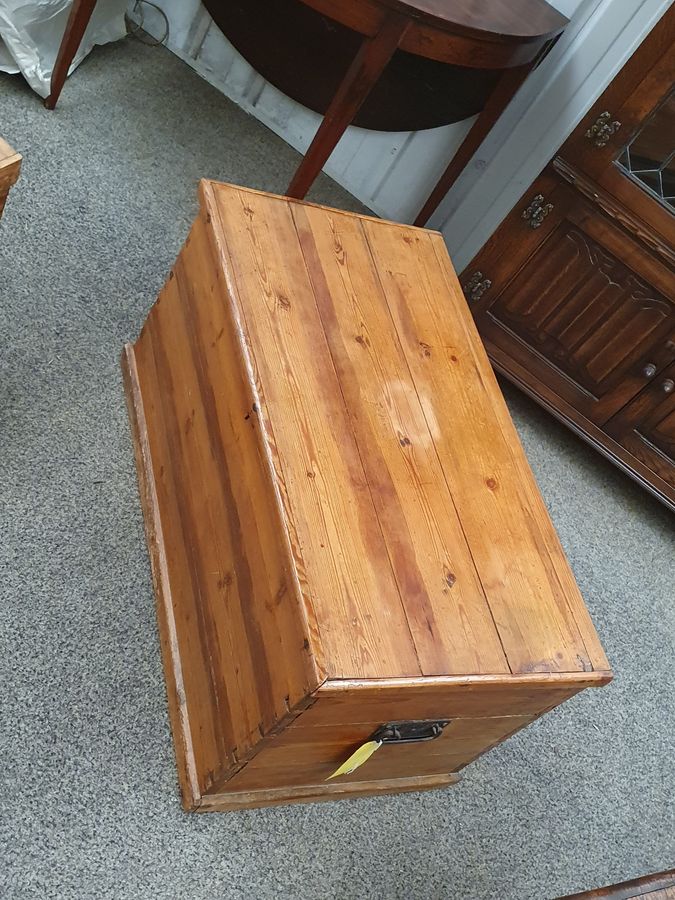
[135,0,672,268]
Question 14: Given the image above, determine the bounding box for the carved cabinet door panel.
[471,178,675,427]
[605,361,675,491]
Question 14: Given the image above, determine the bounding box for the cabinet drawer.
[606,361,675,489]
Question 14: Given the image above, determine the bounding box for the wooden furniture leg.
[286,13,410,199]
[45,0,99,109]
[413,63,532,226]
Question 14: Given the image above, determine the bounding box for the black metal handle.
[371,720,450,744]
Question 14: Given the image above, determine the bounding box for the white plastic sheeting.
[0,0,127,98]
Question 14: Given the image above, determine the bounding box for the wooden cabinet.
[123,180,610,812]
[463,7,675,510]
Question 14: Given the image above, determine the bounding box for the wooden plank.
[122,345,201,810]
[223,714,534,790]
[204,181,610,677]
[429,235,613,673]
[0,137,21,219]
[128,215,322,798]
[132,313,232,796]
[361,217,609,674]
[0,138,21,176]
[205,181,422,678]
[197,772,459,811]
[175,219,320,721]
[297,674,603,726]
[148,274,264,751]
[289,201,509,676]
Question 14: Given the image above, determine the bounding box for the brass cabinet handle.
[462,271,492,302]
[661,379,675,394]
[585,111,622,147]
[521,194,554,229]
[642,363,657,378]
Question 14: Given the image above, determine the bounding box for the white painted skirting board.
[134,0,672,268]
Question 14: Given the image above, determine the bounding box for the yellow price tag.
[326,739,382,780]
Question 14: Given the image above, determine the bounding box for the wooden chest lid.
[200,181,609,683]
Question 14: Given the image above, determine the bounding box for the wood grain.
[296,0,566,47]
[204,181,610,679]
[128,211,321,802]
[299,673,607,725]
[290,201,509,675]
[223,714,535,789]
[198,772,459,811]
[472,179,675,428]
[0,138,21,220]
[207,182,422,678]
[122,344,201,809]
[361,219,609,674]
[125,180,610,809]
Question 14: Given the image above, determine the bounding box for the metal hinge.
[522,193,554,229]
[462,270,492,302]
[585,111,621,148]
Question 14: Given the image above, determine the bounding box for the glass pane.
[616,89,675,212]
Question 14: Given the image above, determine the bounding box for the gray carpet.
[1,38,673,900]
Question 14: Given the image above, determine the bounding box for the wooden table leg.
[413,63,532,227]
[45,0,99,109]
[286,13,409,200]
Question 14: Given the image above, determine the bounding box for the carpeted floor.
[1,38,673,900]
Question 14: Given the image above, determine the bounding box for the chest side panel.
[131,211,321,796]
[217,676,593,793]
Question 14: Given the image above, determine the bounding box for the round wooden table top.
[204,0,567,130]
[300,0,568,57]
[366,0,568,42]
